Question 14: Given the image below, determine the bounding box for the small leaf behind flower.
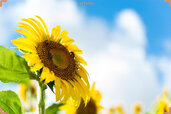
[0,45,29,83]
[46,103,63,114]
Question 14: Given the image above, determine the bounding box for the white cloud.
[87,10,160,113]
[10,0,83,27]
[0,0,168,113]
[156,57,171,88]
[115,10,146,47]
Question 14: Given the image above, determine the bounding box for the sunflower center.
[76,98,97,114]
[50,49,69,69]
[37,40,75,80]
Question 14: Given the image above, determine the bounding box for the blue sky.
[1,0,171,113]
[77,0,171,56]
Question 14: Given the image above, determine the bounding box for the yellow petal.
[55,79,64,101]
[44,73,54,84]
[51,27,55,38]
[71,83,81,106]
[28,18,46,36]
[23,54,40,66]
[77,69,89,88]
[21,18,42,40]
[73,79,86,102]
[54,25,61,40]
[62,36,74,46]
[93,90,102,105]
[30,62,43,72]
[67,44,83,54]
[97,106,104,112]
[52,25,61,41]
[75,76,89,94]
[12,37,36,53]
[15,29,35,40]
[68,44,79,50]
[59,105,70,110]
[91,82,95,92]
[56,30,68,42]
[44,71,56,84]
[67,81,79,103]
[75,55,87,66]
[79,64,89,75]
[59,83,65,101]
[40,67,49,82]
[35,15,49,35]
[55,78,61,101]
[62,36,74,43]
[60,80,69,103]
[40,75,45,82]
[17,22,40,41]
[40,67,55,84]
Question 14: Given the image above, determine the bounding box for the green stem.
[38,82,45,114]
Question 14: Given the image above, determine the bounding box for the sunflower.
[133,104,141,114]
[18,80,37,102]
[108,105,124,114]
[12,16,90,105]
[60,82,103,114]
[151,90,170,114]
[157,98,169,114]
[156,90,170,114]
[18,83,27,102]
[18,80,37,112]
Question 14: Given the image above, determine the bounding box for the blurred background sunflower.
[60,82,103,114]
[133,104,141,114]
[148,90,171,114]
[18,80,37,113]
[108,105,125,114]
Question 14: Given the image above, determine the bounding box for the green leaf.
[0,46,29,83]
[46,103,63,114]
[0,90,22,114]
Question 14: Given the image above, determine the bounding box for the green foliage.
[0,46,29,83]
[0,90,22,114]
[46,103,63,114]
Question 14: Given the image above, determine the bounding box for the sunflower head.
[18,83,27,102]
[109,105,124,114]
[18,80,37,102]
[12,15,90,105]
[134,104,141,114]
[109,107,115,114]
[18,80,37,112]
[60,82,103,114]
[155,90,171,114]
[157,97,169,114]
